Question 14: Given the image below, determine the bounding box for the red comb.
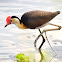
[6,16,11,25]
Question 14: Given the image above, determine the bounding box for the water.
[0,0,62,62]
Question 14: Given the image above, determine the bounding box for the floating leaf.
[16,53,29,62]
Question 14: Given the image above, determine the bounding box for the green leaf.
[16,53,29,62]
[16,53,25,60]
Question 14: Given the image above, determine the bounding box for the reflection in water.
[34,29,45,62]
[39,49,44,62]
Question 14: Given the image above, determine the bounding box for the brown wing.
[21,10,60,29]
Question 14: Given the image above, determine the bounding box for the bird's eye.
[10,20,13,22]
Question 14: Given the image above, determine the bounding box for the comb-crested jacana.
[4,10,62,50]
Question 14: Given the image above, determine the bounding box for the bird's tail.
[51,11,60,18]
[56,11,60,14]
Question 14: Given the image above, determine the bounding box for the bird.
[4,10,62,50]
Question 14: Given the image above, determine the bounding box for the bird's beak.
[4,25,7,28]
[4,23,11,28]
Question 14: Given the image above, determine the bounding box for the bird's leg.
[34,29,45,62]
[35,25,61,49]
[39,29,45,50]
[49,23,62,28]
[45,32,56,54]
[34,24,61,62]
[38,29,42,33]
[38,34,45,50]
[34,29,45,49]
[38,33,45,62]
[38,29,46,49]
[39,47,44,62]
[45,32,57,62]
